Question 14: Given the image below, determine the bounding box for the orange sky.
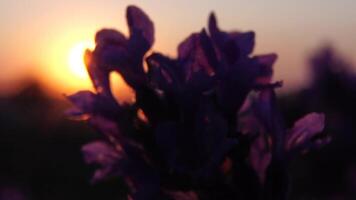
[1,0,355,97]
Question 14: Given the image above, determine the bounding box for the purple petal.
[208,12,224,46]
[93,44,129,70]
[147,53,180,90]
[230,31,255,56]
[199,29,219,72]
[256,53,278,67]
[249,134,272,184]
[254,53,278,85]
[95,29,127,46]
[178,32,215,81]
[82,141,122,182]
[67,90,96,114]
[254,89,286,158]
[286,113,326,151]
[84,49,112,96]
[178,33,199,60]
[127,6,154,45]
[208,13,218,33]
[238,94,272,183]
[208,12,255,62]
[82,141,122,165]
[208,13,238,64]
[66,90,122,123]
[126,5,154,53]
[255,89,277,131]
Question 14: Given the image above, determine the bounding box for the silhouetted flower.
[68,5,328,200]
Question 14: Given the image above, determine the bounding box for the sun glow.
[38,30,134,101]
[39,34,96,96]
[68,41,95,79]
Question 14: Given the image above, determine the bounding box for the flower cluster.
[67,6,330,200]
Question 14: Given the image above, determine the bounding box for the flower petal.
[126,5,154,54]
[253,53,278,85]
[95,29,127,46]
[84,49,112,96]
[67,90,97,114]
[178,31,215,89]
[147,53,180,90]
[208,12,224,47]
[286,113,326,151]
[208,13,255,62]
[249,133,271,184]
[82,141,122,165]
[230,31,255,57]
[82,141,123,182]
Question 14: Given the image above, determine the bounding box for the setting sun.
[38,32,134,102]
[68,41,95,79]
[38,33,96,96]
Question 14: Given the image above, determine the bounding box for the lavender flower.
[67,5,329,200]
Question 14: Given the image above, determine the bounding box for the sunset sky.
[1,0,355,96]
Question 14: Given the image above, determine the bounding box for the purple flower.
[238,88,329,196]
[67,5,329,200]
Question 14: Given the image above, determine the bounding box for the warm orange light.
[68,41,95,79]
[38,31,134,101]
[39,35,96,96]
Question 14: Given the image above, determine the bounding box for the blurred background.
[0,0,355,199]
